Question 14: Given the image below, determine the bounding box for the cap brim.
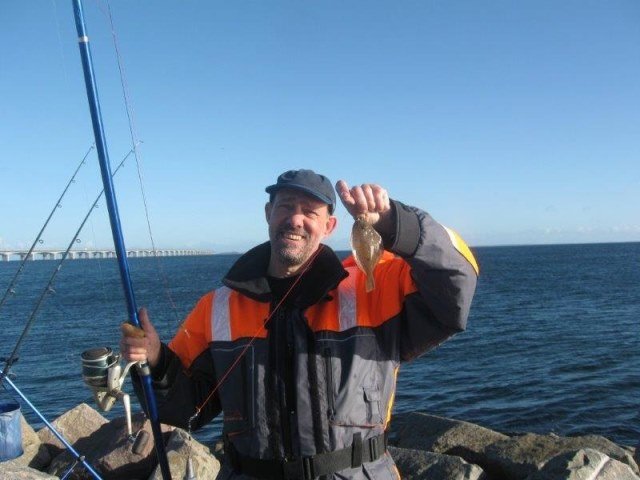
[265,184,334,211]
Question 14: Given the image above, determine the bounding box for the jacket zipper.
[323,347,335,418]
[275,308,295,458]
[284,312,297,457]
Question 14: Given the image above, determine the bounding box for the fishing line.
[82,172,110,304]
[50,0,71,84]
[60,459,81,480]
[0,144,94,312]
[100,0,182,326]
[187,245,326,431]
[0,147,136,384]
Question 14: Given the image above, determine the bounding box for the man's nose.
[285,209,305,228]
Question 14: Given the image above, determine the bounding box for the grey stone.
[148,428,220,480]
[633,445,640,474]
[485,433,640,479]
[388,445,486,480]
[21,415,51,470]
[0,463,58,479]
[37,403,107,460]
[47,412,173,480]
[92,414,171,480]
[391,412,508,467]
[526,448,640,480]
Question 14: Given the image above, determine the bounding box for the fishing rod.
[0,146,137,385]
[71,1,171,478]
[0,144,94,311]
[2,376,103,480]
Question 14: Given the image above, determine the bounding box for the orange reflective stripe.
[228,290,270,340]
[168,292,213,368]
[443,226,480,275]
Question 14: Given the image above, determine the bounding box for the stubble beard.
[273,231,314,268]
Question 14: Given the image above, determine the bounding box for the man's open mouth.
[279,231,306,242]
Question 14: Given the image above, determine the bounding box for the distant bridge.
[0,249,213,262]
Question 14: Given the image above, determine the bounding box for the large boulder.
[526,448,640,480]
[391,412,508,466]
[485,433,640,479]
[0,463,58,479]
[2,414,51,471]
[389,445,486,480]
[148,428,221,480]
[47,412,173,479]
[37,403,107,459]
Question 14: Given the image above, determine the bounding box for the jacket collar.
[222,242,348,307]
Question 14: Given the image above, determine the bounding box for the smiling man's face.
[265,188,337,277]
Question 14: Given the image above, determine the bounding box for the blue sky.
[1,1,639,253]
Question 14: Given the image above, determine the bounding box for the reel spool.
[80,347,146,451]
[81,347,134,411]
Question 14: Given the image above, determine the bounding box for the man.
[121,169,478,479]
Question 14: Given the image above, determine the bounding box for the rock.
[21,415,52,470]
[2,414,51,471]
[391,412,508,467]
[574,435,639,474]
[148,428,221,480]
[388,445,487,480]
[526,448,640,480]
[37,403,107,460]
[0,463,59,479]
[91,414,171,480]
[485,433,640,479]
[47,412,173,480]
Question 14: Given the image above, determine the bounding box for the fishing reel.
[80,347,148,453]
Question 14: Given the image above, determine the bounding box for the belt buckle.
[282,456,314,480]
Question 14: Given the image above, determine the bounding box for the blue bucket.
[0,401,23,461]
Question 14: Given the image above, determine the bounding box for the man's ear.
[265,202,272,222]
[324,215,338,238]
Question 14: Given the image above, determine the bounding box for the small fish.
[350,214,383,292]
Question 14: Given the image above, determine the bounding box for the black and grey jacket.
[136,201,478,479]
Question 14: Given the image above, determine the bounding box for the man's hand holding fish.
[336,180,392,292]
[335,180,393,229]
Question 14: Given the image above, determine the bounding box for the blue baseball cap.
[266,169,336,213]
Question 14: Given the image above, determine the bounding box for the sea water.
[1,243,638,447]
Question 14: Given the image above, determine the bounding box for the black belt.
[227,432,387,480]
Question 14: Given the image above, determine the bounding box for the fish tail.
[365,274,375,292]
